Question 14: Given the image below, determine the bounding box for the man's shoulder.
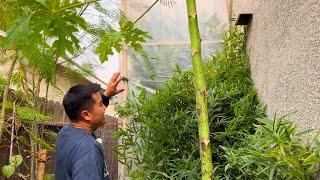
[56,125,100,151]
[55,125,105,179]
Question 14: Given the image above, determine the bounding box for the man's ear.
[80,110,91,121]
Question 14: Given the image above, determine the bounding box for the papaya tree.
[186,0,213,179]
[0,0,150,138]
[0,0,150,178]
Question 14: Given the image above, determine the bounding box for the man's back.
[55,125,109,180]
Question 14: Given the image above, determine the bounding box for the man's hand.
[104,72,125,97]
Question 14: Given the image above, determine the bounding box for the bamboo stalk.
[185,0,213,179]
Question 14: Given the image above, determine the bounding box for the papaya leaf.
[96,19,151,63]
[95,29,122,63]
[2,14,32,49]
[17,106,51,121]
[29,133,54,151]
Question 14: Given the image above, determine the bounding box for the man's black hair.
[63,83,101,121]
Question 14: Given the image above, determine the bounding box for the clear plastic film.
[123,0,230,92]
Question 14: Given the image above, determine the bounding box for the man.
[55,72,125,180]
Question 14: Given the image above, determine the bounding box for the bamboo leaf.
[302,154,317,165]
[269,165,276,180]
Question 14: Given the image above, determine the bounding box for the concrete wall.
[245,0,320,132]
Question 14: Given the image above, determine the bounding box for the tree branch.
[133,0,159,25]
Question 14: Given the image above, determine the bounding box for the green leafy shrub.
[116,70,200,179]
[115,29,320,179]
[115,28,266,179]
[222,116,320,179]
[205,29,266,176]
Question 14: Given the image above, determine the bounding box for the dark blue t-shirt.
[55,124,109,180]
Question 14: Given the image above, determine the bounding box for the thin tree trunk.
[30,121,38,180]
[0,56,18,140]
[30,68,38,180]
[185,0,213,179]
[9,101,16,158]
[40,83,50,140]
[32,70,43,179]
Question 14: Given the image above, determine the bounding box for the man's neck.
[71,121,94,133]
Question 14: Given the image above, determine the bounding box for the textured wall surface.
[0,60,89,102]
[246,0,320,132]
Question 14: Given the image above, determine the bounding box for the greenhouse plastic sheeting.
[122,0,229,91]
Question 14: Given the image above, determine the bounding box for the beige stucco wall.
[244,0,320,132]
[0,58,89,102]
[38,65,90,102]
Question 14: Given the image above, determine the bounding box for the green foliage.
[115,71,199,179]
[205,29,266,176]
[9,155,23,167]
[96,18,151,63]
[2,155,23,178]
[28,130,55,150]
[116,28,320,179]
[0,0,20,31]
[2,0,150,84]
[0,2,150,177]
[222,116,320,179]
[2,164,15,178]
[11,70,26,90]
[120,19,151,51]
[1,0,91,90]
[2,0,88,56]
[115,29,265,179]
[44,173,55,180]
[95,28,121,63]
[23,48,57,84]
[0,75,7,94]
[17,106,51,122]
[2,14,32,50]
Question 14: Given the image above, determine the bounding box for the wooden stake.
[37,149,48,180]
